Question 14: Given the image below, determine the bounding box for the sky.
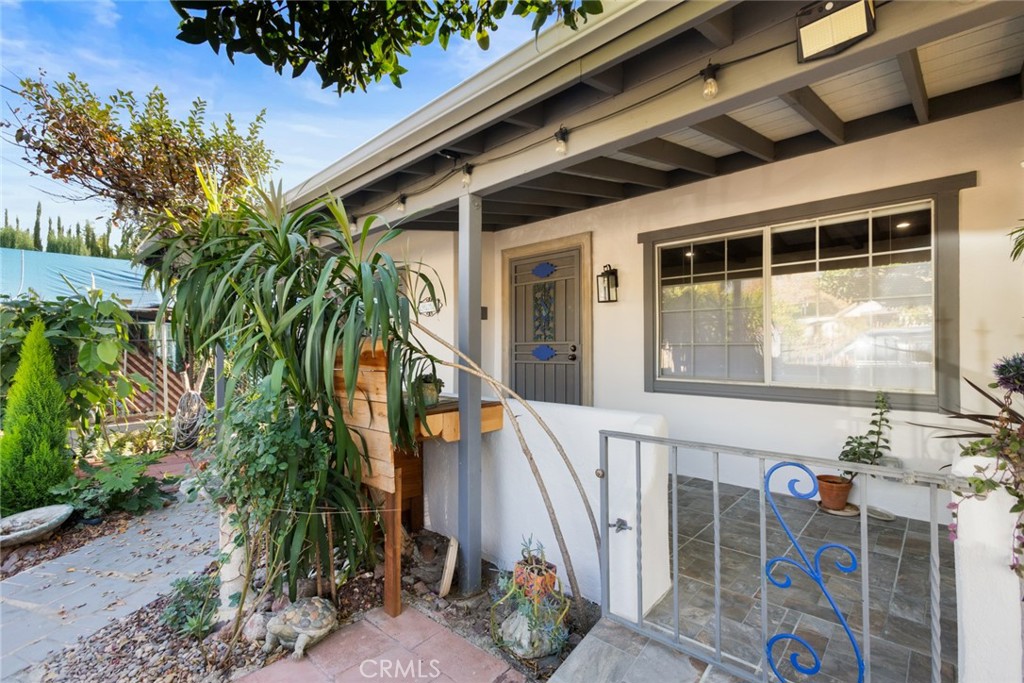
[0,0,535,234]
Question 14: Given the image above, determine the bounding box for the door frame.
[501,232,593,406]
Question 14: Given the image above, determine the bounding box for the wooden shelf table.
[335,346,502,616]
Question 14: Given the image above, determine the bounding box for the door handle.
[568,354,577,361]
[570,344,577,352]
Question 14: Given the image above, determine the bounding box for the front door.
[509,248,581,404]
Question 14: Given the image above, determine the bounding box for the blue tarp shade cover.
[0,248,161,311]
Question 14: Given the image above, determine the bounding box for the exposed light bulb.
[396,196,407,214]
[461,164,473,188]
[700,63,721,101]
[554,126,569,156]
[896,221,911,229]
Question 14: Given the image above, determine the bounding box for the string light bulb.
[461,164,473,188]
[554,126,569,155]
[700,63,721,100]
[396,195,407,214]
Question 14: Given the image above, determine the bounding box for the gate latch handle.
[609,518,632,533]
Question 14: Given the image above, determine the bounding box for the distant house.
[291,2,1024,680]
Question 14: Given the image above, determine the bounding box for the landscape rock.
[243,612,272,643]
[498,611,560,659]
[412,581,430,596]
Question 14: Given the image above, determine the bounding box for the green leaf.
[97,339,120,365]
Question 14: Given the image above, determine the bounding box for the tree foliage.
[0,319,73,515]
[144,175,441,597]
[171,0,603,94]
[4,73,276,248]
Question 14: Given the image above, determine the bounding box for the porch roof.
[287,0,1024,230]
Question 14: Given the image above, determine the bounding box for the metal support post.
[457,193,483,594]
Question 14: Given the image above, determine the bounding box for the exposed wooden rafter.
[621,138,717,176]
[583,64,624,95]
[779,87,846,145]
[520,173,626,199]
[482,200,559,218]
[695,9,734,48]
[504,104,545,130]
[486,187,592,210]
[692,115,775,161]
[562,157,668,188]
[897,49,930,124]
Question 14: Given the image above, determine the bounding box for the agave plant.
[140,174,441,597]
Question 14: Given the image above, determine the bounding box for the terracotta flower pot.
[513,559,557,602]
[816,474,853,510]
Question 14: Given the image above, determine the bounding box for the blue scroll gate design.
[532,261,558,278]
[764,462,865,683]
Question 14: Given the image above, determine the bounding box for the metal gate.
[597,430,961,683]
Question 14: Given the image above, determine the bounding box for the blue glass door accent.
[531,344,557,361]
[764,462,865,683]
[532,282,556,341]
[531,261,557,278]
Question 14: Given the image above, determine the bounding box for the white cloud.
[91,0,120,29]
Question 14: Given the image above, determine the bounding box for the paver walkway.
[241,606,525,683]
[0,495,217,679]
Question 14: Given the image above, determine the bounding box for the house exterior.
[290,2,1024,679]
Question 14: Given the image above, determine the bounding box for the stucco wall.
[390,102,1024,521]
[421,401,670,612]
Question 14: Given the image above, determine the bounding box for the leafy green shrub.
[160,574,219,639]
[0,287,146,435]
[50,450,176,519]
[0,319,73,515]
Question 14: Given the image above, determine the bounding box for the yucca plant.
[140,174,441,598]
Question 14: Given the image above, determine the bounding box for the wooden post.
[383,466,403,617]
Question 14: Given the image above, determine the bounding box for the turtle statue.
[263,596,338,658]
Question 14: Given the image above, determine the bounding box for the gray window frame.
[638,173,975,411]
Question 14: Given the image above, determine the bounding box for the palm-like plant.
[140,175,440,597]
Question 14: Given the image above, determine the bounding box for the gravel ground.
[22,527,596,682]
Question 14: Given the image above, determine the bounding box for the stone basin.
[0,504,75,548]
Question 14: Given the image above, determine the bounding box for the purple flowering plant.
[941,353,1024,575]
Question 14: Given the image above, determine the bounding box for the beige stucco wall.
[387,101,1024,520]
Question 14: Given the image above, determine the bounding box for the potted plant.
[415,372,444,407]
[512,536,557,602]
[818,391,891,511]
[490,537,569,660]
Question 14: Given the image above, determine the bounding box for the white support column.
[457,193,483,593]
[952,456,1023,682]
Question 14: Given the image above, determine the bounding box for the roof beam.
[411,211,526,226]
[483,200,559,218]
[692,115,775,162]
[621,138,717,176]
[562,157,668,188]
[398,157,439,177]
[583,64,624,95]
[779,87,846,145]
[443,133,486,156]
[486,187,591,210]
[695,9,734,48]
[519,173,626,199]
[897,49,930,124]
[504,104,545,130]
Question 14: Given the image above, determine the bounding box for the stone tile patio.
[558,477,957,683]
[240,606,525,683]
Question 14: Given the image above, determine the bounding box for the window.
[640,174,974,410]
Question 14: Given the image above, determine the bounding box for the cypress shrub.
[0,319,72,515]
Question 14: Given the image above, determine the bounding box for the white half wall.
[421,400,670,616]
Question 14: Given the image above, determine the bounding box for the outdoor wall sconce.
[596,264,618,303]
